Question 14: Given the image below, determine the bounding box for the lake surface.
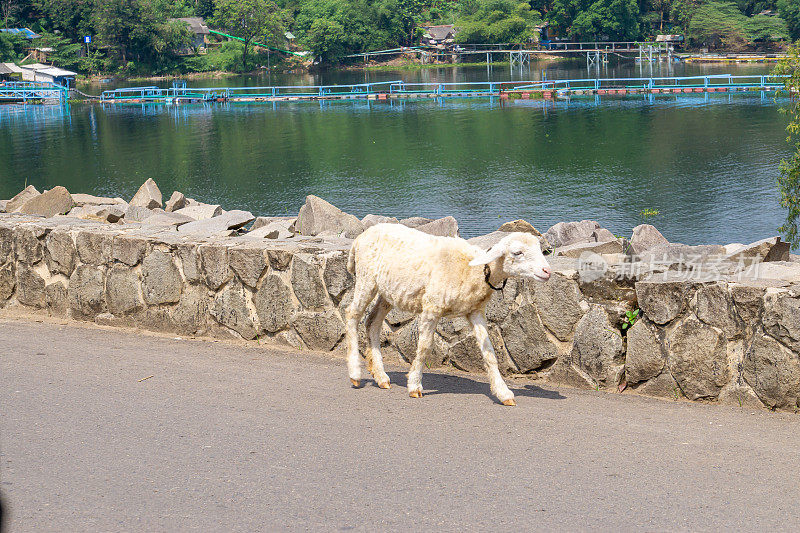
[0,60,792,244]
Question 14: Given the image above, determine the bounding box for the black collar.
[484,264,507,291]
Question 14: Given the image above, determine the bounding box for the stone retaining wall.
[2,212,799,411]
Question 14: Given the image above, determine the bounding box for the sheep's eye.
[512,250,523,256]
[542,248,553,256]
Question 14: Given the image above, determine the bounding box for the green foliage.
[776,46,800,249]
[777,0,800,41]
[747,13,790,42]
[454,0,541,44]
[688,2,748,48]
[211,0,285,69]
[621,309,639,331]
[0,30,25,61]
[571,0,640,40]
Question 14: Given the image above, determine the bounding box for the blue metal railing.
[0,81,69,104]
[98,74,791,104]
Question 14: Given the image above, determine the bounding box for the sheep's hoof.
[377,381,391,389]
[501,398,516,406]
[409,390,423,398]
[350,379,360,388]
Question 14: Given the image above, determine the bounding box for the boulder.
[71,194,125,207]
[624,317,666,384]
[267,249,292,271]
[16,265,45,308]
[165,191,187,212]
[529,273,584,341]
[140,211,194,227]
[177,244,202,283]
[362,214,399,228]
[637,243,726,266]
[177,210,255,235]
[44,230,76,276]
[323,252,353,300]
[291,254,330,309]
[68,265,107,317]
[447,325,515,375]
[695,282,744,338]
[7,185,40,213]
[141,250,182,305]
[292,309,345,351]
[67,204,125,223]
[76,231,113,265]
[247,222,293,239]
[666,317,728,400]
[762,291,800,352]
[0,200,7,213]
[399,217,432,228]
[569,304,625,386]
[14,225,44,265]
[251,216,295,231]
[499,303,560,372]
[106,265,144,316]
[254,274,297,333]
[210,279,257,340]
[723,236,790,264]
[295,195,364,238]
[171,285,209,335]
[17,186,74,217]
[742,333,800,409]
[175,204,223,220]
[112,235,148,267]
[555,240,623,258]
[228,246,267,288]
[498,219,541,235]
[129,178,162,209]
[124,205,157,222]
[199,244,231,290]
[544,220,603,248]
[416,216,459,237]
[0,264,15,300]
[45,281,67,314]
[635,276,691,325]
[630,224,669,254]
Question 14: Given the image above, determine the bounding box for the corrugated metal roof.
[0,28,41,39]
[422,25,455,41]
[37,67,77,77]
[0,62,24,74]
[171,17,210,35]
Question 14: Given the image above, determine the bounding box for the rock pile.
[1,181,800,411]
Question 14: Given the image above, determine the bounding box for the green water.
[0,61,791,244]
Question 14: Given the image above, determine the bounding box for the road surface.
[2,317,799,531]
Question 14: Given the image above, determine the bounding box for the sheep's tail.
[347,239,357,274]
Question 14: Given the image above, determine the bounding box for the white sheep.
[345,223,552,406]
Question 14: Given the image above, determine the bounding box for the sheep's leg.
[345,280,377,388]
[468,310,515,406]
[408,313,438,398]
[365,296,392,389]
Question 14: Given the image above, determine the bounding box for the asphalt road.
[2,317,800,532]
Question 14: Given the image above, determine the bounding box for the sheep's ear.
[469,243,506,266]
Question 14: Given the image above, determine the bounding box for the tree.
[777,0,800,41]
[94,0,159,63]
[776,46,800,249]
[455,0,542,44]
[1,0,18,28]
[687,1,748,48]
[196,0,215,18]
[211,0,284,70]
[746,13,790,43]
[571,0,640,40]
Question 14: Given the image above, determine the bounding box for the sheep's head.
[469,232,552,282]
